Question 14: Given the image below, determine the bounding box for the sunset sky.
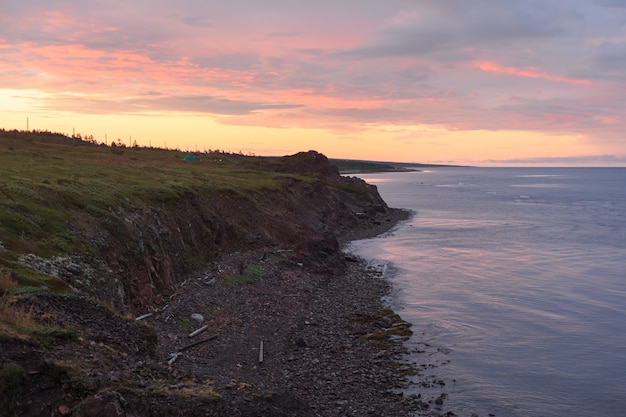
[1,1,625,166]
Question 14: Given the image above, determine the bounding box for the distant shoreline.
[330,158,464,174]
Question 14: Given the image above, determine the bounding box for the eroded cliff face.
[23,151,391,312]
[3,151,420,417]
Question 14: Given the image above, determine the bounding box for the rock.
[276,151,340,177]
[190,313,204,323]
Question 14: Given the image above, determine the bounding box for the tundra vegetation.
[0,129,301,291]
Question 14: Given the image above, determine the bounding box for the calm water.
[347,168,626,417]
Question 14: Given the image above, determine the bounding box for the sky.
[1,0,626,166]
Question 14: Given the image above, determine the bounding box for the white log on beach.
[188,325,209,338]
[135,313,153,321]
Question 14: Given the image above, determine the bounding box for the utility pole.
[26,117,29,131]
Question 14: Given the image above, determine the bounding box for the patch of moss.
[224,273,255,285]
[202,306,222,318]
[243,264,263,277]
[1,363,25,393]
[177,317,194,333]
[30,326,79,344]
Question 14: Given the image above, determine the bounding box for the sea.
[347,167,626,417]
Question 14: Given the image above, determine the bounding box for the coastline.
[128,206,424,416]
[147,206,423,416]
[1,147,436,416]
[2,207,426,416]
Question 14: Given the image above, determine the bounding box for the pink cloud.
[1,1,625,159]
[593,115,622,125]
[473,60,592,86]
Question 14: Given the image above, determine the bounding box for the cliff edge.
[1,147,429,416]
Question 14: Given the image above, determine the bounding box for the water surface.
[348,168,626,417]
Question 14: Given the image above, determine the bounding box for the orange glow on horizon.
[1,3,625,166]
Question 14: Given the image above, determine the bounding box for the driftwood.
[274,249,294,254]
[168,335,218,365]
[167,352,181,366]
[188,325,208,338]
[135,313,153,321]
[179,335,218,352]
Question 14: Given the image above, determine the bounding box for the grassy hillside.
[0,131,299,290]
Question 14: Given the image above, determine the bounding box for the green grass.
[0,131,366,299]
[1,364,25,393]
[177,317,193,333]
[0,289,79,347]
[0,132,290,290]
[243,264,263,277]
[224,273,255,285]
[224,263,263,285]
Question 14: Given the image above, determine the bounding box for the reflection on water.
[349,168,626,417]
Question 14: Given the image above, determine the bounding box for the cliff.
[1,145,424,417]
[15,151,392,312]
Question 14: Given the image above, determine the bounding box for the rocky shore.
[1,151,452,416]
[3,211,427,416]
[143,207,421,417]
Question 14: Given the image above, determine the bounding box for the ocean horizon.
[348,167,626,417]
